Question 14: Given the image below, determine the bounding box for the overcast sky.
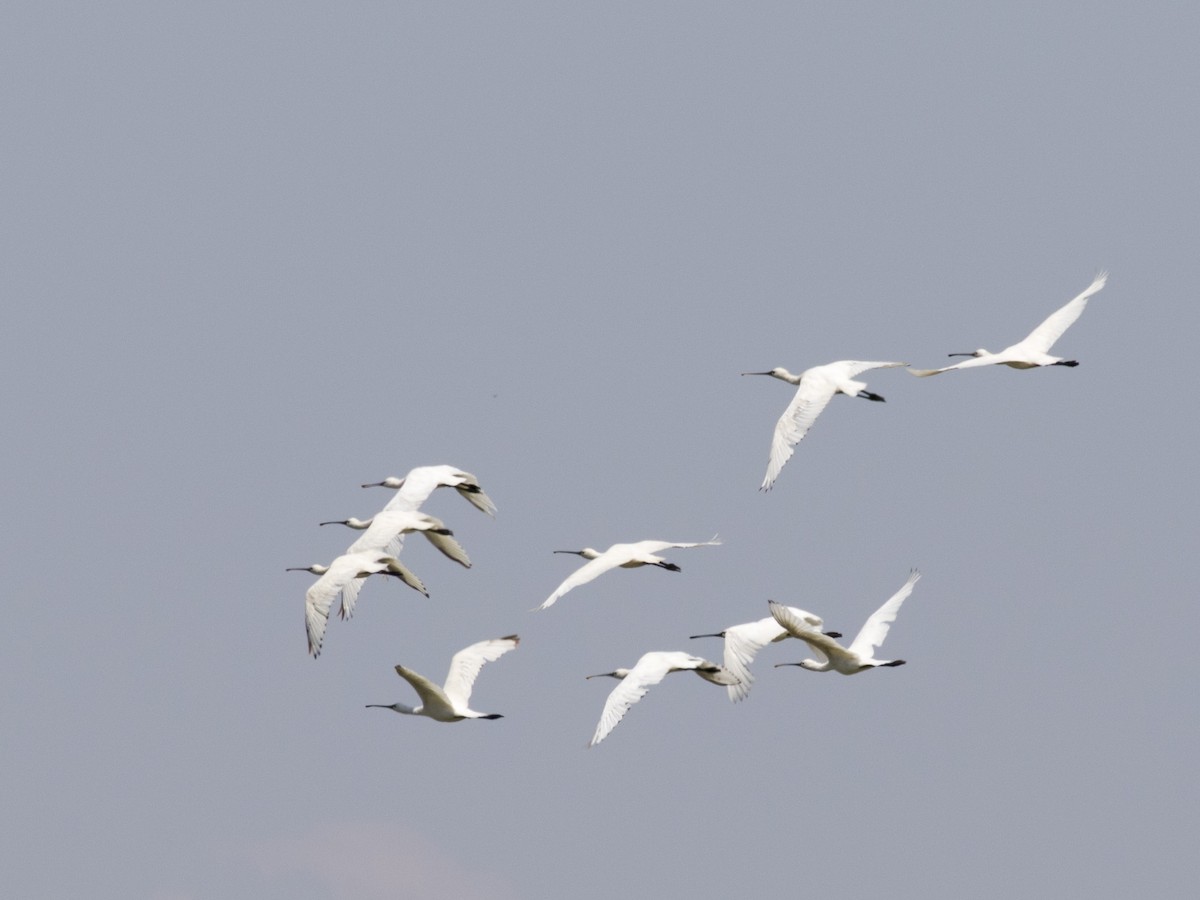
[4,3,1198,898]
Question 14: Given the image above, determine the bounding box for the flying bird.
[287,551,428,658]
[585,651,738,747]
[362,464,496,517]
[772,569,920,674]
[690,608,840,702]
[536,537,721,611]
[744,361,906,490]
[319,509,471,567]
[365,635,519,721]
[908,272,1107,376]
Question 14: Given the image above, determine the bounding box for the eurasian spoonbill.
[536,537,721,611]
[287,551,428,658]
[744,361,906,490]
[690,609,841,702]
[365,635,519,721]
[908,272,1107,376]
[319,509,471,567]
[772,569,920,674]
[362,465,496,516]
[585,651,738,746]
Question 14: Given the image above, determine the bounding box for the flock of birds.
[290,271,1107,745]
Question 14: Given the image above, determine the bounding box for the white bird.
[744,361,906,490]
[585,651,738,747]
[536,537,721,611]
[362,465,496,517]
[771,569,921,674]
[909,272,1107,376]
[319,509,472,567]
[690,608,841,702]
[365,635,519,722]
[287,551,429,658]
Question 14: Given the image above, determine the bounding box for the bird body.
[537,537,721,610]
[690,606,832,702]
[909,272,1107,376]
[772,570,920,674]
[287,551,428,658]
[586,651,738,746]
[320,509,471,567]
[366,635,519,722]
[744,361,906,490]
[362,465,496,517]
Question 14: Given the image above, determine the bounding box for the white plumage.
[744,361,906,490]
[585,651,738,747]
[366,635,519,722]
[909,272,1107,376]
[536,537,721,610]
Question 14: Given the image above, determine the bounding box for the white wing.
[761,362,901,490]
[421,528,472,568]
[1015,271,1107,356]
[537,538,719,610]
[627,537,722,557]
[907,355,1000,377]
[589,653,677,747]
[711,616,795,702]
[765,602,833,665]
[762,380,837,490]
[304,553,389,656]
[538,554,624,610]
[442,635,520,710]
[455,482,497,517]
[848,569,921,659]
[393,665,455,719]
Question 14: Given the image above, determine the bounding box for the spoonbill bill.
[586,651,738,747]
[319,510,471,567]
[287,551,428,658]
[365,635,519,721]
[690,609,841,702]
[908,271,1107,376]
[536,537,721,611]
[744,361,906,490]
[772,569,920,674]
[362,465,496,517]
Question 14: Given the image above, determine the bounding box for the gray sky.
[4,3,1197,898]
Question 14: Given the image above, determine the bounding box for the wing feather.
[442,636,520,709]
[848,569,921,658]
[1018,271,1107,355]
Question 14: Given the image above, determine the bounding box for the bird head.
[554,548,601,560]
[362,476,405,489]
[286,564,328,575]
[586,668,630,681]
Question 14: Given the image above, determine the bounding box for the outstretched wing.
[848,569,921,658]
[767,602,834,665]
[442,635,520,709]
[455,480,497,517]
[630,537,722,557]
[714,617,787,702]
[762,379,837,490]
[589,654,676,747]
[393,665,455,719]
[907,356,998,377]
[421,528,472,568]
[537,555,621,610]
[1017,271,1107,356]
